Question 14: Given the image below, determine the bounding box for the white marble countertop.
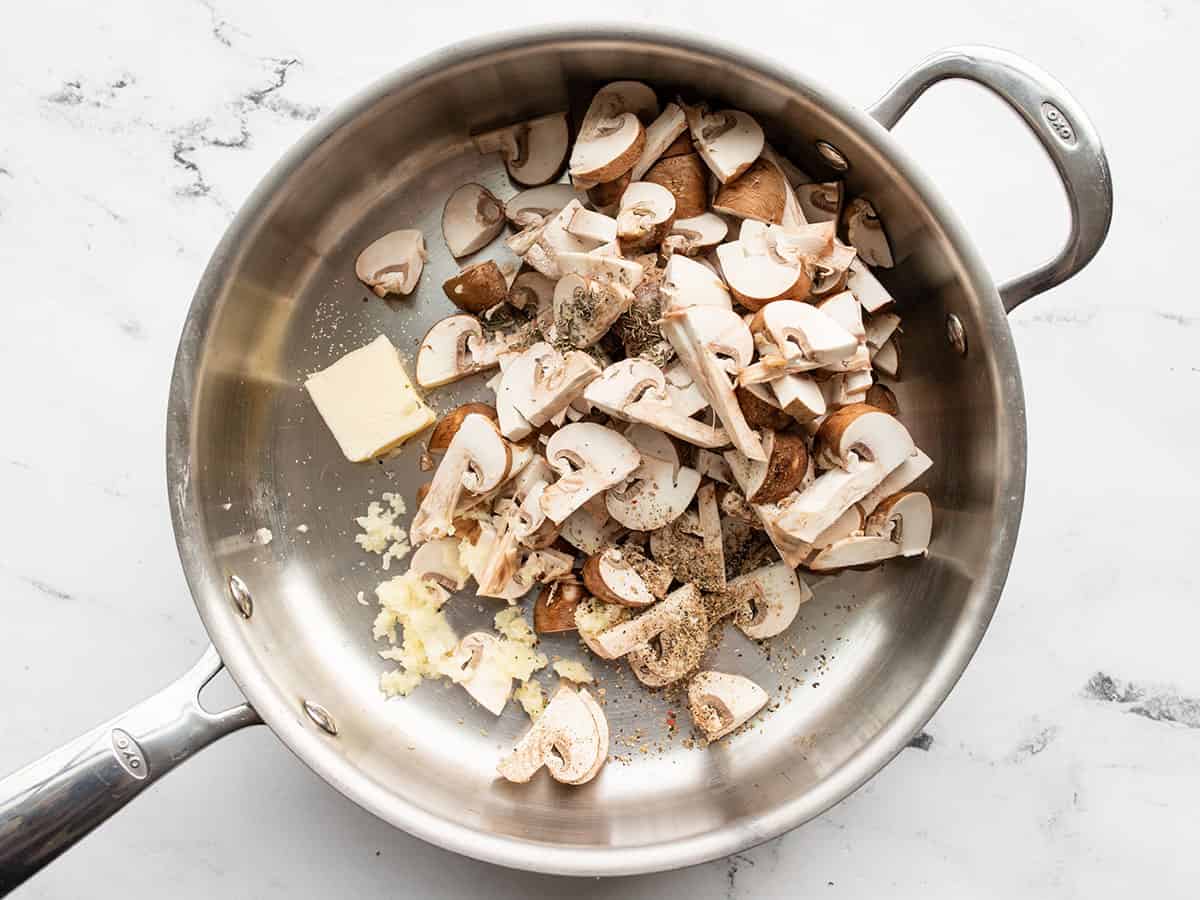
[2,1,1197,897]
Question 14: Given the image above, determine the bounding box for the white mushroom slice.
[688,672,768,740]
[816,291,866,344]
[621,421,680,467]
[591,583,703,659]
[795,182,844,224]
[583,81,660,126]
[555,252,645,291]
[582,547,656,608]
[811,240,858,297]
[566,207,619,244]
[607,454,701,532]
[626,583,709,687]
[616,181,677,251]
[770,372,826,421]
[355,229,427,297]
[865,490,932,557]
[844,197,894,268]
[453,632,513,715]
[806,534,899,571]
[727,562,811,639]
[539,423,641,524]
[415,315,502,389]
[751,301,859,368]
[712,158,787,223]
[775,404,916,542]
[858,448,932,515]
[553,274,635,348]
[473,112,570,187]
[846,258,894,313]
[715,236,807,310]
[812,504,865,547]
[630,102,688,181]
[441,183,505,258]
[408,538,471,591]
[497,684,608,785]
[872,336,901,378]
[661,212,728,256]
[660,253,732,312]
[570,112,645,184]
[864,311,901,350]
[504,184,583,227]
[843,369,873,397]
[662,305,765,461]
[694,449,733,484]
[559,507,625,555]
[516,547,576,585]
[583,358,728,449]
[410,414,511,544]
[685,105,764,183]
[507,271,555,326]
[495,342,601,439]
[520,200,601,279]
[823,344,873,375]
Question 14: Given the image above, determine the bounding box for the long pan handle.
[0,646,259,894]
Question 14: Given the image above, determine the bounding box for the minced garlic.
[491,607,549,684]
[356,492,411,570]
[553,659,594,684]
[513,679,546,720]
[575,597,627,637]
[374,570,462,697]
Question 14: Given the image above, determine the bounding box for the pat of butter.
[305,335,435,462]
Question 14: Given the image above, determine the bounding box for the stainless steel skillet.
[0,27,1111,888]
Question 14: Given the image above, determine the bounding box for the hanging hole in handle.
[888,80,1071,297]
[197,665,247,716]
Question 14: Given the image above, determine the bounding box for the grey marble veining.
[1,1,1198,898]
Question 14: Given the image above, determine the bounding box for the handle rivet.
[228,574,253,619]
[815,140,849,172]
[303,700,338,736]
[946,313,968,357]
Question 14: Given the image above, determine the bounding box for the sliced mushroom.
[712,157,787,223]
[570,110,645,184]
[750,300,859,367]
[554,251,644,291]
[517,199,603,279]
[428,403,499,454]
[553,273,635,349]
[355,229,427,297]
[533,578,587,634]
[811,240,858,297]
[538,423,640,524]
[726,561,810,639]
[589,582,703,657]
[659,253,732,313]
[582,547,658,608]
[769,372,826,421]
[774,404,916,542]
[586,171,632,215]
[864,383,899,416]
[805,534,899,571]
[504,184,583,227]
[795,182,844,224]
[642,152,708,220]
[583,358,728,449]
[495,342,602,440]
[845,258,894,313]
[661,212,728,256]
[566,207,619,244]
[688,671,768,740]
[408,537,471,591]
[872,336,901,378]
[863,311,901,350]
[724,430,809,504]
[473,112,570,187]
[497,684,608,785]
[616,181,677,251]
[627,584,709,687]
[607,452,701,532]
[843,197,894,268]
[629,102,689,181]
[662,305,766,460]
[735,383,792,431]
[410,414,511,544]
[685,104,764,183]
[816,291,866,345]
[694,448,733,484]
[714,233,809,311]
[441,260,508,314]
[647,484,726,592]
[441,183,505,257]
[507,271,555,327]
[416,314,505,388]
[865,491,932,556]
[454,632,513,715]
[858,447,931,515]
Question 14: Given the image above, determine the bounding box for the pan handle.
[868,45,1113,312]
[0,645,259,893]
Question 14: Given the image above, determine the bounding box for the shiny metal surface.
[0,27,1112,882]
[0,648,257,891]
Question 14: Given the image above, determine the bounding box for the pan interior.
[170,32,1023,869]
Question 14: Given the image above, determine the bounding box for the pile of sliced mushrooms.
[358,81,933,787]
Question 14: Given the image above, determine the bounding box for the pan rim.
[166,22,1027,876]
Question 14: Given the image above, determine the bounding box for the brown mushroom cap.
[751,432,810,504]
[441,260,509,314]
[864,383,899,416]
[660,131,695,158]
[533,578,587,634]
[736,385,793,431]
[587,171,632,213]
[428,403,499,453]
[643,153,708,219]
[712,157,787,224]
